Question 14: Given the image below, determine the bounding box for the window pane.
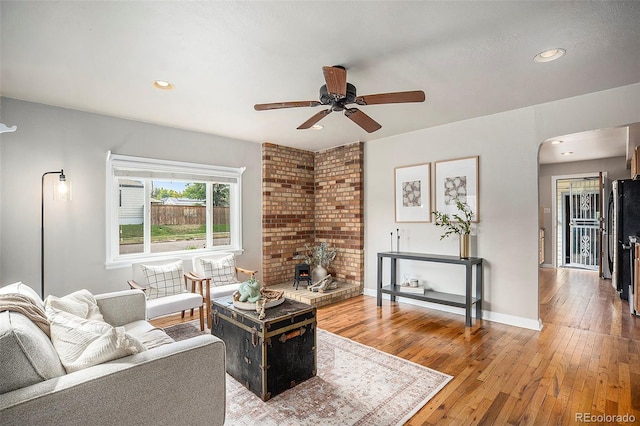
[107,153,244,264]
[150,181,207,253]
[118,178,144,255]
[212,183,231,246]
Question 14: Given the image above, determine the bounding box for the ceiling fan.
[254,66,426,133]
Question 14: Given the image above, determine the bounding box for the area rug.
[164,321,452,426]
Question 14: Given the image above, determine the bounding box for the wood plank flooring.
[152,267,640,425]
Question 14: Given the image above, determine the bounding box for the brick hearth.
[268,281,361,308]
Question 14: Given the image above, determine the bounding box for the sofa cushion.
[124,319,175,350]
[200,254,238,286]
[0,310,66,394]
[46,306,147,373]
[141,260,187,299]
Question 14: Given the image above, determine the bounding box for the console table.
[377,251,483,326]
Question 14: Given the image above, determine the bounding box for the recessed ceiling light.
[550,140,563,145]
[534,48,566,63]
[561,151,574,156]
[310,124,324,130]
[153,80,174,90]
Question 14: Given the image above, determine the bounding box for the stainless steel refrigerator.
[609,179,640,313]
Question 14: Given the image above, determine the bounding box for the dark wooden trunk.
[211,296,317,401]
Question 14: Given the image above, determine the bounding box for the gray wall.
[538,156,628,267]
[365,82,640,330]
[0,98,262,297]
[2,82,640,329]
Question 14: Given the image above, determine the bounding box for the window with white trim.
[106,152,244,266]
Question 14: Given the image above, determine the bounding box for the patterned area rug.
[164,321,452,426]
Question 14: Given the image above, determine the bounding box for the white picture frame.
[395,163,431,222]
[434,156,479,222]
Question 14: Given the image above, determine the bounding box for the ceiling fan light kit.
[254,65,426,133]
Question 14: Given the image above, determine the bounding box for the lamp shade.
[53,175,72,201]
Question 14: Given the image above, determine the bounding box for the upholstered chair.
[185,253,257,328]
[128,258,204,331]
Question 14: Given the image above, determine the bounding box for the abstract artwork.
[395,163,431,222]
[402,180,422,207]
[444,176,467,205]
[435,156,479,222]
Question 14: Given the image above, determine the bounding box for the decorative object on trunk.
[236,276,262,303]
[255,288,285,319]
[432,198,473,258]
[232,278,285,319]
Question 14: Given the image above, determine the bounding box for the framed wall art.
[395,163,431,222]
[434,156,479,222]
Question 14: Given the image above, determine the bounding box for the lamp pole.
[41,170,66,298]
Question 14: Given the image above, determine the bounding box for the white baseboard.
[362,289,543,331]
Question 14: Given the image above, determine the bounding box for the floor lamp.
[41,169,70,298]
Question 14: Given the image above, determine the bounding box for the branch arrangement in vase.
[431,198,473,239]
[303,242,338,268]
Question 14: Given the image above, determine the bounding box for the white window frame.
[105,151,245,269]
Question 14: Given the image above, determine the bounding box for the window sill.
[105,247,245,270]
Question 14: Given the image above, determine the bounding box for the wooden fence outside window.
[151,205,229,225]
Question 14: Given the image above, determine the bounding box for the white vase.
[312,265,328,283]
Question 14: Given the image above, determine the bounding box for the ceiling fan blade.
[354,90,426,106]
[322,66,347,98]
[344,108,382,133]
[254,100,321,111]
[297,109,332,130]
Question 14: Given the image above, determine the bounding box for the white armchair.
[185,253,257,329]
[128,258,205,331]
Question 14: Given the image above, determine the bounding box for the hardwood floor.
[152,268,640,425]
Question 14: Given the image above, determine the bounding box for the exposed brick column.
[262,143,315,285]
[261,142,364,289]
[314,143,364,285]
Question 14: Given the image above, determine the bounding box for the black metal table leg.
[475,262,483,321]
[377,254,383,306]
[465,264,472,326]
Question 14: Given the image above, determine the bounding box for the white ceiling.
[1,1,640,161]
[538,126,629,165]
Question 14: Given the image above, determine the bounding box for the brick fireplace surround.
[262,142,364,304]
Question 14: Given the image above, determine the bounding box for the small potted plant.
[431,198,473,258]
[303,242,338,282]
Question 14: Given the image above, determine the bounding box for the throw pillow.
[46,306,146,373]
[44,289,105,321]
[200,254,238,286]
[141,260,186,299]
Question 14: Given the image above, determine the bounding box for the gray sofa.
[0,284,226,426]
